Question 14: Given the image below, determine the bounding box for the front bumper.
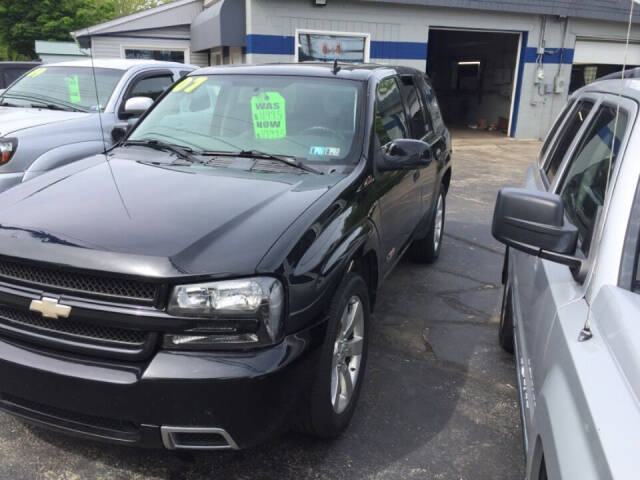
[0,322,324,449]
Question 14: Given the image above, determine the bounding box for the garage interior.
[570,40,640,93]
[427,29,520,135]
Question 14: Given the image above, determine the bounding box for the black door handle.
[413,170,420,181]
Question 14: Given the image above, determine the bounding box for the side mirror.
[378,139,432,171]
[492,187,584,274]
[123,96,154,117]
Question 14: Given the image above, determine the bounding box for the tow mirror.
[378,139,432,171]
[123,96,153,117]
[492,187,584,276]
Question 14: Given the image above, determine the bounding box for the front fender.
[22,141,107,181]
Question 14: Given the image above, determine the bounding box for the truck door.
[373,76,421,273]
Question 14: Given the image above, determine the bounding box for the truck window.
[127,74,174,102]
[540,100,575,164]
[374,77,409,146]
[545,100,594,183]
[399,75,430,140]
[558,105,628,255]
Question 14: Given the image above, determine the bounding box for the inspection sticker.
[251,92,286,139]
[309,146,341,157]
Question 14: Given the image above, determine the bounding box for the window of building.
[124,48,186,63]
[374,77,409,147]
[544,100,594,183]
[558,105,628,255]
[296,30,370,63]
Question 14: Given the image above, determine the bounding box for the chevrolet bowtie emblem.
[29,297,72,320]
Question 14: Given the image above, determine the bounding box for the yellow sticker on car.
[27,67,46,78]
[172,76,208,93]
[251,92,286,139]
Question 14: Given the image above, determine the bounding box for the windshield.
[129,74,363,163]
[0,66,124,112]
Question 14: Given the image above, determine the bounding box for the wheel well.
[350,248,379,311]
[441,167,452,194]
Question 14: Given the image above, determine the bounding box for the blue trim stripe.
[523,47,574,64]
[246,34,428,60]
[370,41,428,60]
[510,32,528,138]
[246,34,295,55]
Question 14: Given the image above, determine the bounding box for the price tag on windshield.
[66,75,82,104]
[26,67,46,78]
[251,92,286,139]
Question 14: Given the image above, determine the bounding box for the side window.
[399,75,430,139]
[419,76,445,132]
[545,100,594,183]
[540,100,575,161]
[374,77,409,146]
[126,74,174,102]
[558,105,628,255]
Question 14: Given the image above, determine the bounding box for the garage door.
[574,39,640,65]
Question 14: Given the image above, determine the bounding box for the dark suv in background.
[0,63,451,450]
[0,62,41,90]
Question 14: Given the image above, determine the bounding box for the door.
[398,74,438,219]
[418,75,448,204]
[373,76,421,271]
[511,96,631,447]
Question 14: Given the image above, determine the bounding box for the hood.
[0,149,340,278]
[0,107,89,136]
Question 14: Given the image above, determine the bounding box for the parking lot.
[0,131,540,480]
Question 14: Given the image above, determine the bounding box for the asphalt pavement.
[0,129,541,480]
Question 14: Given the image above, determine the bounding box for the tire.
[410,188,446,263]
[499,284,515,354]
[299,273,370,438]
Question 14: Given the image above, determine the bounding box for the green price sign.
[251,92,286,139]
[66,75,82,104]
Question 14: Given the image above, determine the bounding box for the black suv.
[0,61,40,90]
[0,63,451,450]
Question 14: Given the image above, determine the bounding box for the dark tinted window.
[559,105,627,255]
[2,68,28,88]
[545,100,594,182]
[399,75,429,139]
[418,76,445,132]
[127,75,173,101]
[541,100,575,160]
[374,77,409,146]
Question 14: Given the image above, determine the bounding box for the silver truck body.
[503,76,640,479]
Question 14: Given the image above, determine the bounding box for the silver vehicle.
[492,71,640,479]
[0,59,196,192]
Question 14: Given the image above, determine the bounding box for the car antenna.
[89,45,132,220]
[332,59,341,75]
[579,0,636,343]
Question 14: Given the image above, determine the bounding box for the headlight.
[0,138,17,164]
[164,277,284,349]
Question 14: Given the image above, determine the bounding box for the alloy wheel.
[331,295,365,414]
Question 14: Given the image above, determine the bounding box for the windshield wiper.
[201,149,323,175]
[124,139,201,163]
[1,94,86,112]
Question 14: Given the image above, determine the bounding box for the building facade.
[73,0,640,139]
